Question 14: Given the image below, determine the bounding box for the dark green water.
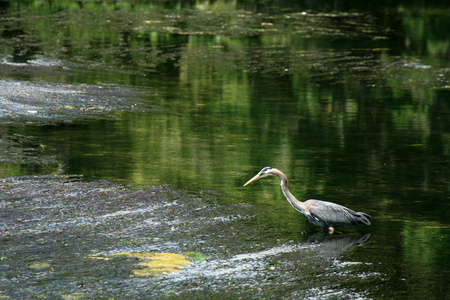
[1,0,449,298]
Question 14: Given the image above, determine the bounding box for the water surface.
[0,0,449,298]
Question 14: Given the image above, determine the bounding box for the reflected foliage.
[0,0,449,299]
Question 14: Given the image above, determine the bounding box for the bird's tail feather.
[356,212,372,225]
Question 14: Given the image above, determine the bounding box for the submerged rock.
[0,176,374,299]
[0,80,156,125]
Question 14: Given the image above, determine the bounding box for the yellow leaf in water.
[109,252,193,277]
[28,262,51,269]
[62,292,86,299]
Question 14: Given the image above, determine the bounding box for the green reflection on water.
[0,0,449,299]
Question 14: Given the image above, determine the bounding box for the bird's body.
[244,167,371,233]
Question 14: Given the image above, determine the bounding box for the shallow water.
[0,0,449,299]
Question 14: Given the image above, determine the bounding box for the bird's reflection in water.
[268,233,373,276]
[306,232,371,258]
[230,233,370,262]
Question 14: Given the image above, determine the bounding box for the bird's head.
[243,167,277,186]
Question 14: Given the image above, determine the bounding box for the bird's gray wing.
[306,200,362,227]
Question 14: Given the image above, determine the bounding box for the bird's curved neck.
[272,169,308,213]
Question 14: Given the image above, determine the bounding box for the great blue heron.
[244,167,371,233]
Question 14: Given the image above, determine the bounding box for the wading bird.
[244,167,371,233]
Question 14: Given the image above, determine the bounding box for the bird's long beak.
[243,173,261,186]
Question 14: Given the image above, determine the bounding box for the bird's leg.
[328,226,335,234]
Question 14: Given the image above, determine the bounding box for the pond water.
[0,0,449,299]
